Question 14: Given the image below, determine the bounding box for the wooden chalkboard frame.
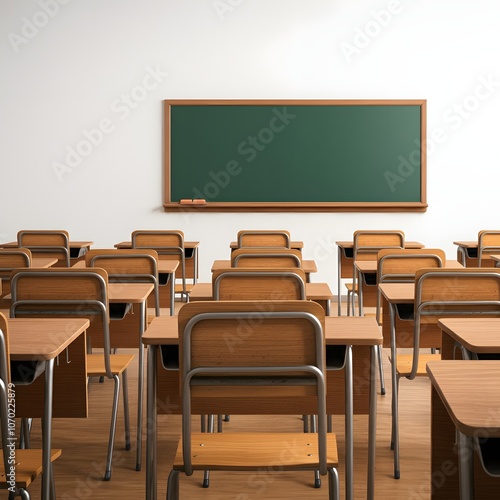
[163,99,427,212]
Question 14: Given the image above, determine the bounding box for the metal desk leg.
[345,345,353,500]
[337,247,343,316]
[458,432,474,500]
[368,345,378,500]
[146,345,158,500]
[389,303,400,479]
[136,301,147,471]
[170,271,175,316]
[42,358,55,500]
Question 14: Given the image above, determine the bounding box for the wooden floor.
[10,302,434,500]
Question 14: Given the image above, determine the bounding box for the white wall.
[2,0,500,293]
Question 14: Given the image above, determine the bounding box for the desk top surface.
[378,282,414,303]
[453,240,478,248]
[438,318,500,352]
[230,241,304,249]
[427,360,500,436]
[7,317,89,360]
[114,241,199,249]
[354,259,463,273]
[142,314,382,346]
[31,257,58,268]
[189,282,333,301]
[335,240,424,249]
[72,259,178,273]
[211,259,317,273]
[1,240,93,249]
[108,283,154,303]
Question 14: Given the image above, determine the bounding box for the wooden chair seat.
[86,353,134,376]
[0,449,62,490]
[394,353,440,377]
[173,433,338,471]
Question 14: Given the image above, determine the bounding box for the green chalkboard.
[164,100,427,212]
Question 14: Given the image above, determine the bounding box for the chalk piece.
[180,199,193,204]
[192,199,207,205]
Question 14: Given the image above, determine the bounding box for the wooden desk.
[355,259,463,316]
[0,240,93,263]
[490,254,500,267]
[427,361,500,499]
[73,259,178,315]
[439,317,500,361]
[335,240,424,316]
[8,317,89,499]
[114,240,199,284]
[453,240,478,267]
[143,314,382,500]
[108,282,154,471]
[0,257,58,309]
[189,281,333,315]
[212,258,317,280]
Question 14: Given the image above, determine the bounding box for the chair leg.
[217,414,223,432]
[20,418,31,448]
[377,345,386,396]
[347,291,351,316]
[391,374,401,479]
[328,467,340,500]
[19,490,30,500]
[202,415,215,488]
[104,374,121,481]
[122,370,131,451]
[310,415,321,488]
[166,469,180,500]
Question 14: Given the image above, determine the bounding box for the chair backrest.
[408,267,500,378]
[0,312,12,482]
[85,248,160,315]
[376,248,445,324]
[9,268,114,378]
[131,230,187,292]
[237,230,291,249]
[353,230,405,262]
[0,248,32,279]
[17,229,70,266]
[377,248,445,283]
[177,299,327,475]
[231,248,302,268]
[212,267,307,301]
[0,313,11,387]
[478,230,500,266]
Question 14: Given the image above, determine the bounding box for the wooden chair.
[375,248,446,325]
[131,230,191,301]
[231,247,302,268]
[165,300,340,499]
[346,230,405,316]
[0,248,32,309]
[9,268,134,481]
[0,312,62,499]
[212,267,307,301]
[236,229,291,248]
[85,248,161,317]
[390,267,500,479]
[17,230,71,267]
[478,230,500,266]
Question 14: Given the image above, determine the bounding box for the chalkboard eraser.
[179,199,193,204]
[192,198,207,205]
